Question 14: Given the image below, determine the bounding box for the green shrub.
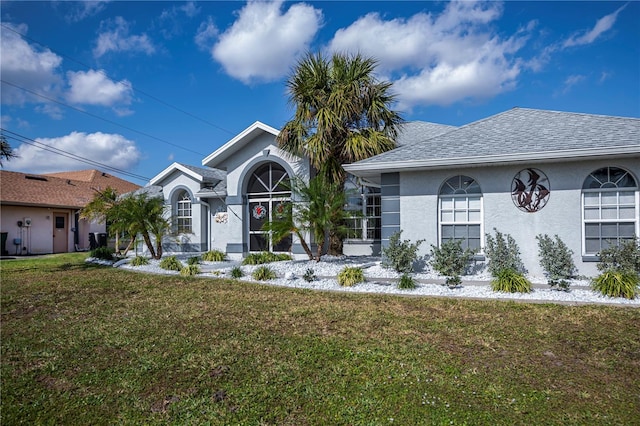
[485,229,525,275]
[491,268,532,293]
[303,268,316,282]
[159,256,182,271]
[252,266,277,281]
[597,238,640,274]
[430,240,475,286]
[536,234,576,291]
[180,264,201,276]
[230,266,244,278]
[242,252,292,265]
[591,270,639,300]
[397,273,416,289]
[337,267,364,287]
[129,256,149,267]
[90,246,114,261]
[202,250,226,262]
[382,231,424,273]
[187,256,200,266]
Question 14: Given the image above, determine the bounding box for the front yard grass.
[1,253,639,425]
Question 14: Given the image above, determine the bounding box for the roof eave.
[150,162,206,186]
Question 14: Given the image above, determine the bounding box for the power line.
[1,79,207,156]
[0,23,235,136]
[1,128,151,182]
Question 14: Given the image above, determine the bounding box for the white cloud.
[327,1,528,109]
[7,131,142,174]
[563,4,626,48]
[0,23,64,107]
[66,70,133,110]
[93,16,155,58]
[560,74,586,94]
[212,0,323,83]
[158,1,200,38]
[64,1,110,23]
[195,17,219,51]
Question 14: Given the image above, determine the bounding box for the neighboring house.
[0,169,140,255]
[148,107,639,279]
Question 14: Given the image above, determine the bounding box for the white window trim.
[176,192,192,234]
[438,193,484,253]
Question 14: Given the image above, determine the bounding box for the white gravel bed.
[104,255,640,306]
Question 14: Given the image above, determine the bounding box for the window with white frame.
[582,167,638,255]
[439,175,482,251]
[345,183,381,241]
[176,191,192,233]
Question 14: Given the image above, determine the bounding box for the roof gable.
[201,121,279,168]
[149,162,226,186]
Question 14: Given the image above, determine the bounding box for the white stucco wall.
[398,158,640,279]
[0,206,102,254]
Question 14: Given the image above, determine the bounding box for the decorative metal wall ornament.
[252,204,267,220]
[511,168,550,212]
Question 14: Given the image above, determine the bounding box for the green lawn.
[2,253,639,425]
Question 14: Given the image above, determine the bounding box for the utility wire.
[1,80,207,156]
[2,128,151,182]
[0,23,235,136]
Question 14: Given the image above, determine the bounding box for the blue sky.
[1,1,638,184]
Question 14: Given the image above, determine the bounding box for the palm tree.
[262,176,350,261]
[277,52,402,254]
[81,189,170,259]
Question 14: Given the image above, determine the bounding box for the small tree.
[485,229,531,293]
[536,234,576,291]
[430,240,475,286]
[0,134,17,166]
[597,238,640,274]
[485,228,525,275]
[382,231,424,274]
[263,176,349,261]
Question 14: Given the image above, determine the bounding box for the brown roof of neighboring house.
[0,169,141,209]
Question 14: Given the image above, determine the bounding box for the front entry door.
[53,213,68,253]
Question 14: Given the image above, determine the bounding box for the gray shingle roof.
[395,121,457,147]
[177,163,226,183]
[347,108,640,171]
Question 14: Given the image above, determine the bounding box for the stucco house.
[148,107,639,278]
[0,169,140,255]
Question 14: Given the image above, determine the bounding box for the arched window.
[176,191,192,233]
[582,167,638,255]
[439,175,482,251]
[246,162,291,252]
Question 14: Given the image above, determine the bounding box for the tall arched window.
[246,162,291,252]
[439,175,483,251]
[582,167,638,255]
[176,191,192,233]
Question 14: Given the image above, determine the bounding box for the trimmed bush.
[243,252,292,265]
[337,267,364,287]
[303,268,316,282]
[202,250,226,262]
[491,268,532,293]
[430,240,475,286]
[230,266,244,278]
[90,246,114,261]
[536,234,576,291]
[382,231,424,273]
[485,229,525,275]
[252,266,277,281]
[180,264,201,276]
[159,256,182,271]
[397,273,416,290]
[597,238,640,274]
[129,256,149,267]
[591,270,639,300]
[187,256,200,266]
